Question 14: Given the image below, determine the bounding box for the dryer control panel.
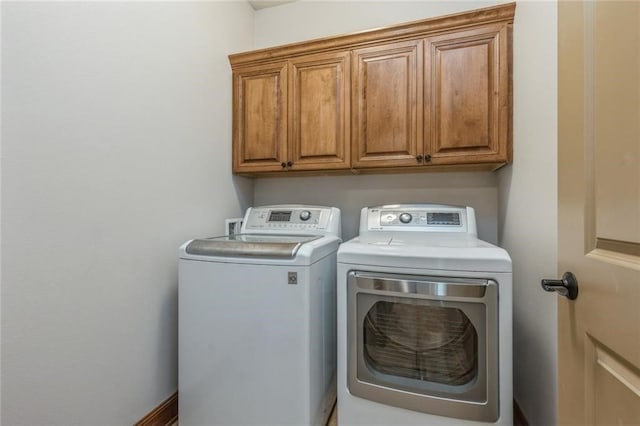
[363,204,477,236]
[241,205,341,238]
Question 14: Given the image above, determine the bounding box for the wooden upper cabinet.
[232,53,350,174]
[425,24,511,165]
[289,51,350,171]
[233,62,288,173]
[351,40,423,168]
[229,3,515,176]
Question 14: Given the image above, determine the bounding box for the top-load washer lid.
[185,234,321,258]
[180,205,342,265]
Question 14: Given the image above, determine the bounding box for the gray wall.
[1,2,254,423]
[255,173,499,243]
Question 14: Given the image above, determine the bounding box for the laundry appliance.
[179,205,341,426]
[337,204,512,425]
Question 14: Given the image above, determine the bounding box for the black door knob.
[541,272,579,300]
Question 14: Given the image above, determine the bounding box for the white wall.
[1,2,254,424]
[253,0,504,49]
[498,2,558,425]
[254,1,559,424]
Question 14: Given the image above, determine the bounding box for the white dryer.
[179,205,341,426]
[337,204,512,425]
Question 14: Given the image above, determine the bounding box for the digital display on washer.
[268,211,292,222]
[427,212,461,226]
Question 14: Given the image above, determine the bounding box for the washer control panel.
[241,205,342,238]
[364,204,476,235]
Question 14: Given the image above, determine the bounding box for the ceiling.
[248,0,297,10]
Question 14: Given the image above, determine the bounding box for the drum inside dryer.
[363,302,478,386]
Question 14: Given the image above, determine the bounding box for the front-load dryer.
[179,205,341,426]
[337,204,512,425]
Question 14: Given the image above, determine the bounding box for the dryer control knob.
[399,213,412,224]
[299,210,311,221]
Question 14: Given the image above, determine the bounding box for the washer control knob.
[299,210,311,221]
[399,213,412,224]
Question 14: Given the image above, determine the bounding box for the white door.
[557,0,640,423]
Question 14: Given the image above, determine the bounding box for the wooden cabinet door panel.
[426,25,510,165]
[290,51,350,170]
[233,62,288,173]
[352,40,423,168]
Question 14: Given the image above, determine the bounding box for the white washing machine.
[179,205,341,426]
[337,204,512,425]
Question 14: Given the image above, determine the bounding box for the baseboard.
[134,392,178,426]
[514,399,529,426]
[133,392,526,426]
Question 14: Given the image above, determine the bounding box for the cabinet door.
[425,25,511,165]
[352,40,423,168]
[232,62,288,173]
[289,51,351,171]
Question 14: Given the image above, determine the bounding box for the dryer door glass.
[363,302,478,387]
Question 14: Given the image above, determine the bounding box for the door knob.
[541,272,579,300]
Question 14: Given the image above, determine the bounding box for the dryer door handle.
[353,273,489,299]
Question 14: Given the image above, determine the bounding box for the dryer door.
[347,271,499,422]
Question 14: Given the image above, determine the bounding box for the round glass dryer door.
[363,302,478,387]
[347,271,499,422]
